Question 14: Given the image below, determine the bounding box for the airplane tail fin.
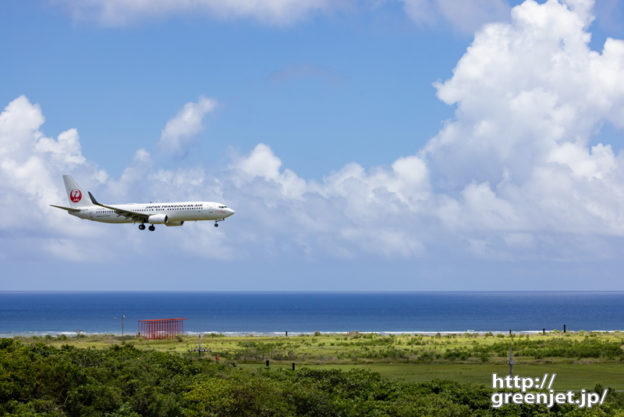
[62,175,91,208]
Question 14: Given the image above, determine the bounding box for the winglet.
[88,191,101,205]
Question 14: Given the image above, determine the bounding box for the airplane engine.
[165,221,184,227]
[148,214,168,224]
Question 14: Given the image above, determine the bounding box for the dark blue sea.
[0,292,622,336]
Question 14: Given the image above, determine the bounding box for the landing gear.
[214,222,219,227]
[139,223,155,231]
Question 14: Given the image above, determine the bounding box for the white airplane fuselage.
[72,201,234,225]
[52,175,234,230]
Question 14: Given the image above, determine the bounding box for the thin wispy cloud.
[54,0,513,33]
[54,0,337,26]
[401,0,510,33]
[269,63,344,85]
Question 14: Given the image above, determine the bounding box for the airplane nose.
[226,208,235,217]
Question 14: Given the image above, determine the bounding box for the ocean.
[0,291,622,336]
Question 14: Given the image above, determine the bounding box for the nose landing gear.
[214,222,219,227]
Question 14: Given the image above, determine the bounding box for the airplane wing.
[50,204,80,213]
[88,192,150,223]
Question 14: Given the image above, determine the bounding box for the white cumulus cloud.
[0,96,109,260]
[423,0,624,242]
[224,0,624,260]
[159,96,217,154]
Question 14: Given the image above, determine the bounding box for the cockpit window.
[218,205,228,208]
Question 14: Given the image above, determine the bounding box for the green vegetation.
[24,331,624,387]
[2,332,623,415]
[29,331,624,363]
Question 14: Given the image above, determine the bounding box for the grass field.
[16,331,624,390]
[237,363,623,389]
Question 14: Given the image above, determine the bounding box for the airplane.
[50,175,234,231]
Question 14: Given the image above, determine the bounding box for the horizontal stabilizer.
[50,204,80,212]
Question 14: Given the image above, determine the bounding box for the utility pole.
[121,314,125,336]
[507,347,516,376]
[188,334,209,357]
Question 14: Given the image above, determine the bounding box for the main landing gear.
[214,222,219,228]
[138,223,155,231]
[138,224,145,230]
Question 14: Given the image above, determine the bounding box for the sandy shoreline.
[2,329,622,337]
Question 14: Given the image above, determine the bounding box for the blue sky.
[2,0,465,178]
[2,0,624,290]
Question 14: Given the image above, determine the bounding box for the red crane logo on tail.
[70,189,82,203]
